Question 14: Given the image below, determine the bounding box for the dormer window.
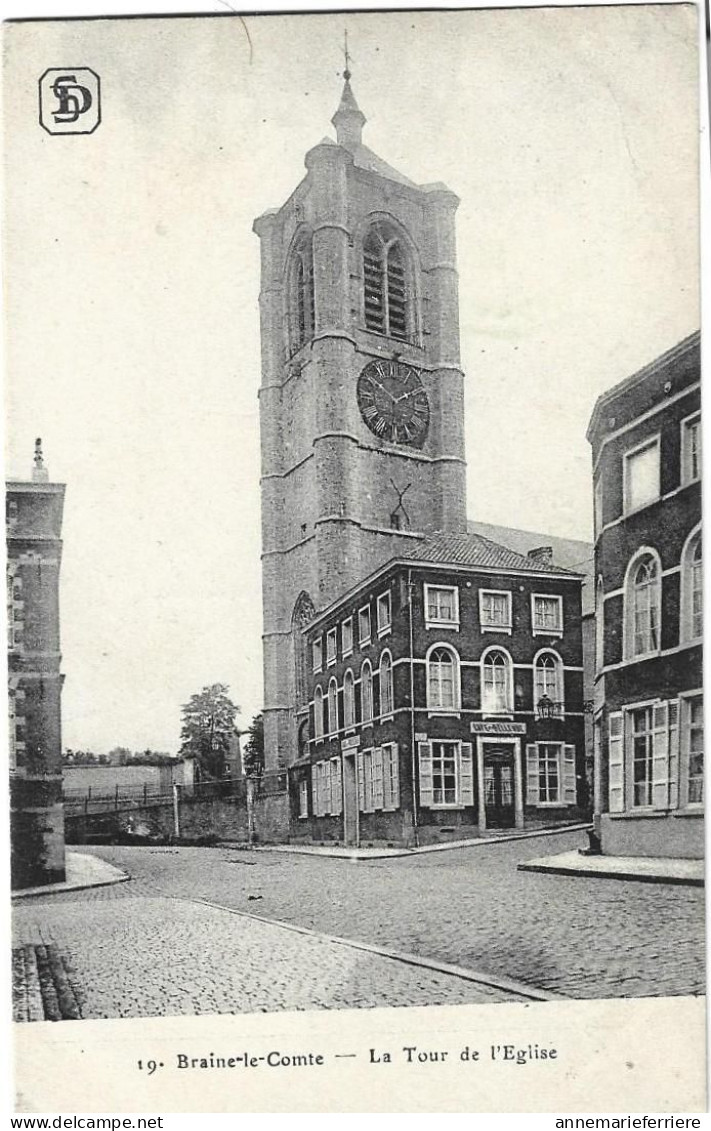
[363,222,412,341]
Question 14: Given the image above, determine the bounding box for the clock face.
[357,359,430,448]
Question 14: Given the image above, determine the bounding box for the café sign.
[470,721,527,736]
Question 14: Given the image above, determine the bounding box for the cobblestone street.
[13,829,705,1021]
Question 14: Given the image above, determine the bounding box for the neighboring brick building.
[587,331,702,859]
[7,441,67,887]
[291,530,587,846]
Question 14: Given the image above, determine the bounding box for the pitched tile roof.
[405,530,583,576]
[468,521,594,613]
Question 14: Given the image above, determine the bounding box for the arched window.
[427,645,461,712]
[595,577,604,674]
[379,650,394,718]
[481,648,513,715]
[327,678,339,736]
[534,650,564,716]
[314,686,324,740]
[343,669,356,730]
[288,236,315,353]
[363,222,412,341]
[361,660,373,725]
[680,527,703,643]
[625,550,661,658]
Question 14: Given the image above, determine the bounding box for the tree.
[242,713,264,778]
[179,683,239,780]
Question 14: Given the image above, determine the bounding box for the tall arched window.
[288,236,315,353]
[680,526,703,643]
[625,550,661,658]
[595,577,604,674]
[314,686,324,740]
[379,650,394,718]
[363,222,412,341]
[327,677,339,736]
[343,669,356,730]
[427,645,460,712]
[361,660,373,725]
[534,650,564,716]
[481,648,513,715]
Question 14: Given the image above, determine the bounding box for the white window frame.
[341,617,353,657]
[623,547,662,661]
[358,604,372,646]
[298,778,309,819]
[313,686,324,742]
[424,583,460,631]
[327,677,339,737]
[533,648,564,717]
[679,692,703,809]
[536,742,563,805]
[312,636,323,674]
[623,434,661,516]
[382,743,400,811]
[426,642,461,715]
[681,412,701,486]
[343,668,356,732]
[480,646,514,717]
[376,591,392,637]
[478,588,512,634]
[679,525,702,644]
[360,660,374,726]
[326,627,338,667]
[379,649,394,720]
[531,593,564,637]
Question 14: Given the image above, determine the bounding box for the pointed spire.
[332,32,365,150]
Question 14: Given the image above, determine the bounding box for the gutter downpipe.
[408,567,420,848]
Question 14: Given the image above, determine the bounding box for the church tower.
[254,73,467,770]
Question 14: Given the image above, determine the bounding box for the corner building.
[254,79,467,771]
[293,532,587,846]
[588,332,702,858]
[7,445,67,888]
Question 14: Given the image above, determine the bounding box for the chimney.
[527,546,553,566]
[32,437,49,483]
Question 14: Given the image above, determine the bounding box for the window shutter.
[608,711,624,813]
[373,747,384,810]
[668,699,679,810]
[312,766,320,817]
[652,701,670,810]
[563,745,577,805]
[459,743,474,805]
[390,743,400,809]
[334,757,343,815]
[418,742,433,807]
[357,750,365,812]
[526,744,539,806]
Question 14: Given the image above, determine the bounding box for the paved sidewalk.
[518,850,704,886]
[12,851,128,900]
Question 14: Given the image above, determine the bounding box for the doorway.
[342,753,358,846]
[483,748,515,828]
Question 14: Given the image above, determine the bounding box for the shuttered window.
[330,758,342,816]
[363,224,412,342]
[382,743,400,810]
[608,711,624,812]
[525,743,576,806]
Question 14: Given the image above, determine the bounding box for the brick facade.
[588,332,702,858]
[291,535,587,846]
[7,449,67,888]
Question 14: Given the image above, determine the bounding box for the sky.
[3,7,700,754]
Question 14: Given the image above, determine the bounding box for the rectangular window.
[594,475,604,539]
[538,743,561,803]
[631,706,654,808]
[686,695,704,805]
[424,584,459,629]
[479,589,512,633]
[382,743,400,810]
[624,436,660,514]
[682,414,701,485]
[362,749,374,812]
[326,628,337,666]
[298,779,309,818]
[358,605,371,645]
[532,594,563,635]
[312,637,323,673]
[431,740,458,806]
[342,618,353,657]
[376,592,392,636]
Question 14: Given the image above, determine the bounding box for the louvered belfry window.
[363,223,411,341]
[291,241,315,352]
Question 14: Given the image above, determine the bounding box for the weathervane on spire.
[342,29,352,81]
